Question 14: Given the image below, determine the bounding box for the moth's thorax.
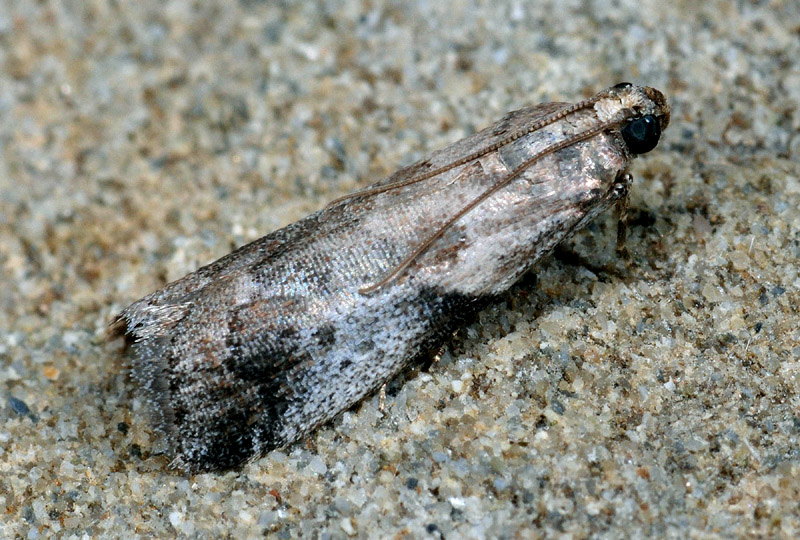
[593,85,671,128]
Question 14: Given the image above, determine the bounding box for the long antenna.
[325,94,606,210]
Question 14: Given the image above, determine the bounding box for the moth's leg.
[613,173,633,261]
[431,341,449,365]
[378,384,387,413]
[378,339,452,414]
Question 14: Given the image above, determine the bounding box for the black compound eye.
[621,114,661,154]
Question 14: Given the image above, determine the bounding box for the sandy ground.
[1,0,799,537]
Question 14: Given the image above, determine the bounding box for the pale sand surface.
[1,1,798,537]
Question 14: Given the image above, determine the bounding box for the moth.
[112,83,670,473]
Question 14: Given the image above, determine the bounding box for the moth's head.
[598,82,671,155]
